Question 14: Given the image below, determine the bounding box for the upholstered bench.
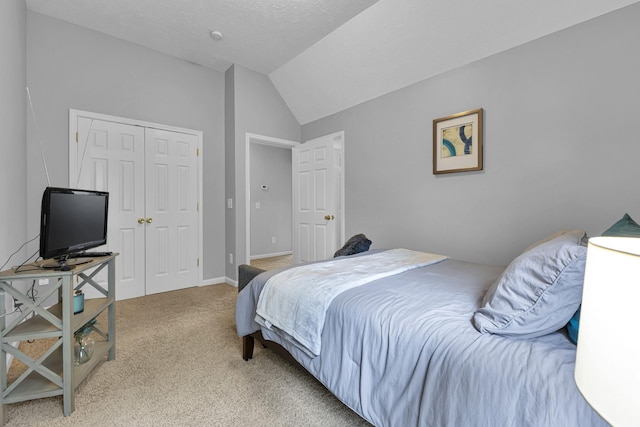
[237,264,265,360]
[238,264,266,293]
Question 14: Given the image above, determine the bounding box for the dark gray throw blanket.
[334,233,372,257]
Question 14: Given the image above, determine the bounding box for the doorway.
[249,143,293,262]
[245,134,298,267]
[245,131,345,267]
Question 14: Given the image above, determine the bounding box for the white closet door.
[144,128,199,295]
[75,117,146,300]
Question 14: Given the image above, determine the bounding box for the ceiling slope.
[270,0,640,124]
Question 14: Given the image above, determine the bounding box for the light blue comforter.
[236,255,606,427]
[255,249,448,356]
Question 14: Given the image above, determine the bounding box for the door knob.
[138,218,145,224]
[146,217,153,223]
[324,215,335,221]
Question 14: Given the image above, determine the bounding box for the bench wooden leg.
[242,335,255,361]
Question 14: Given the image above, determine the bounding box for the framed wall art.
[433,108,483,174]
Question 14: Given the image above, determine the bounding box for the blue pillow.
[473,230,587,339]
[602,213,640,237]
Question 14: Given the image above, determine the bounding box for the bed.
[235,230,607,427]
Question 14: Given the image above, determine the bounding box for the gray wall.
[250,144,292,257]
[302,3,640,266]
[225,65,300,279]
[0,1,27,294]
[26,11,226,280]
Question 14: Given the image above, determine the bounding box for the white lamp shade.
[575,236,640,427]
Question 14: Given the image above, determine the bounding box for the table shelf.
[2,298,114,342]
[0,254,117,424]
[3,341,113,404]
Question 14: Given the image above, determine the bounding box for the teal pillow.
[566,214,640,344]
[602,213,640,237]
[567,306,580,344]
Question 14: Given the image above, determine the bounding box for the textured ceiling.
[25,0,379,74]
[25,0,640,125]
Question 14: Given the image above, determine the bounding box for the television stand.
[0,254,117,425]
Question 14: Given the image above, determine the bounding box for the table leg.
[62,276,75,416]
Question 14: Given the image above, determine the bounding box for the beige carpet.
[4,284,370,427]
[250,254,292,270]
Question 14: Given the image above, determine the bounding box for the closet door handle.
[146,217,153,224]
[138,218,145,224]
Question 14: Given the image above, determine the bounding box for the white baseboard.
[250,251,292,260]
[199,276,237,288]
[199,276,226,286]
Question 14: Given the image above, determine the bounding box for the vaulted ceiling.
[26,0,640,124]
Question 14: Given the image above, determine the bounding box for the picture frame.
[433,108,483,174]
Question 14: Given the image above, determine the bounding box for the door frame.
[68,109,204,286]
[245,133,299,265]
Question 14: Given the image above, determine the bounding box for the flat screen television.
[39,187,109,267]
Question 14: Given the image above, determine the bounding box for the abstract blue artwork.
[433,108,483,174]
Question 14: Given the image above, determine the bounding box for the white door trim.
[244,133,299,266]
[68,109,204,286]
[333,131,346,248]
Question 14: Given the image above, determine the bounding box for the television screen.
[39,187,109,260]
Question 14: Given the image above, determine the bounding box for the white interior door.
[293,132,344,263]
[144,128,199,295]
[74,117,146,300]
